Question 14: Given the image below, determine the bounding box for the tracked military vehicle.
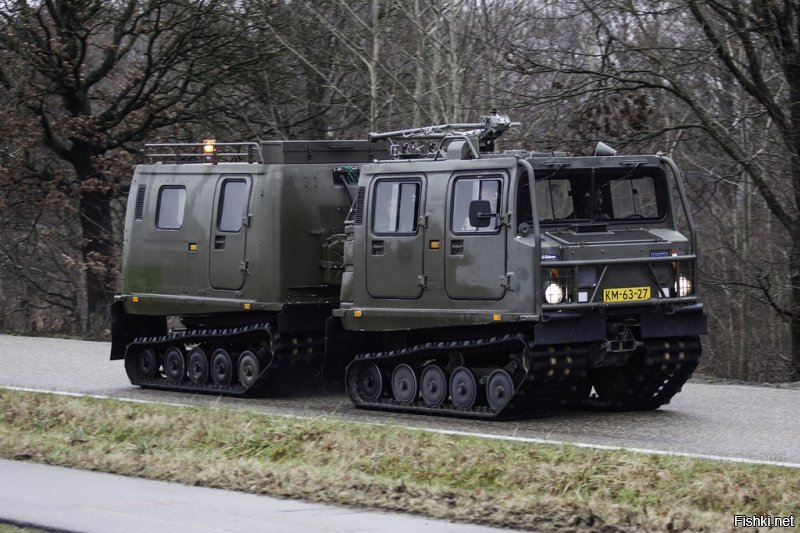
[111,112,707,418]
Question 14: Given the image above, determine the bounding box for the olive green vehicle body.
[119,160,352,317]
[111,123,706,416]
[336,154,697,335]
[116,149,699,335]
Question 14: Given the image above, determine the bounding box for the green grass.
[1,388,798,531]
[0,524,45,533]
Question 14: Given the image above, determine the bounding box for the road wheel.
[391,364,417,404]
[449,366,477,409]
[187,347,209,384]
[420,365,447,407]
[210,348,235,386]
[163,347,185,383]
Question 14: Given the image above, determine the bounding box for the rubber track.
[581,336,701,410]
[125,322,324,396]
[346,334,590,419]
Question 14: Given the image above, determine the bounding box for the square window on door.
[372,181,420,234]
[218,180,247,232]
[451,177,502,233]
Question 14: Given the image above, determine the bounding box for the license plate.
[603,287,651,302]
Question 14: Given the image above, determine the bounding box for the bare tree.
[498,0,800,381]
[0,0,262,329]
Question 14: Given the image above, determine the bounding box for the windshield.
[536,167,668,224]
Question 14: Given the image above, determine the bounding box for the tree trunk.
[79,189,114,319]
[71,145,115,325]
[791,237,800,381]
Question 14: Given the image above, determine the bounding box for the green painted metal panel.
[209,175,252,291]
[445,174,508,300]
[366,177,425,299]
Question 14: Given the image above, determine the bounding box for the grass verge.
[1,389,797,532]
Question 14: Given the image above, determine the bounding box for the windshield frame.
[535,165,671,226]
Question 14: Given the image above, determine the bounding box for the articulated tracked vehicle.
[111,113,707,418]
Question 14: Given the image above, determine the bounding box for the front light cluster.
[544,282,564,304]
[675,275,692,297]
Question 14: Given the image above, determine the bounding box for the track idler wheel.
[134,347,158,379]
[238,351,260,388]
[486,369,514,410]
[348,362,383,402]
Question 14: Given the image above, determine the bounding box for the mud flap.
[534,312,605,346]
[640,303,707,338]
[110,302,167,360]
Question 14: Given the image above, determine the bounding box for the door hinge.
[418,214,429,228]
[240,260,249,273]
[500,273,513,288]
[417,274,428,287]
[499,213,512,226]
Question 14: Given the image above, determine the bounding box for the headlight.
[544,282,564,304]
[675,275,692,297]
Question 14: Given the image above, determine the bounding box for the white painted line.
[404,426,800,469]
[717,383,800,394]
[0,386,193,407]
[4,385,799,469]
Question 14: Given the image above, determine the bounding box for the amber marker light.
[188,243,198,251]
[353,310,363,318]
[202,139,216,154]
[243,303,251,310]
[492,314,502,321]
[429,240,440,249]
[132,296,139,303]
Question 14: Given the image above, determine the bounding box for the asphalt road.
[0,459,502,533]
[1,334,799,466]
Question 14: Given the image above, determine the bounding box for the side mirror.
[468,199,493,228]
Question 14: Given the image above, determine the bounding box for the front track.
[346,333,590,419]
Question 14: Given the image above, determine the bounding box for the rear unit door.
[366,177,425,299]
[445,174,507,300]
[209,175,252,290]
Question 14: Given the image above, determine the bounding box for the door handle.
[214,235,226,250]
[371,240,384,255]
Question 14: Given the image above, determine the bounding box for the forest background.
[1,0,797,382]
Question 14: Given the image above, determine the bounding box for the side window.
[372,180,420,234]
[218,179,247,232]
[451,177,502,233]
[156,186,186,230]
[516,173,533,228]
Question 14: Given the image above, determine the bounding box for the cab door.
[366,177,425,299]
[209,175,252,290]
[445,174,507,299]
